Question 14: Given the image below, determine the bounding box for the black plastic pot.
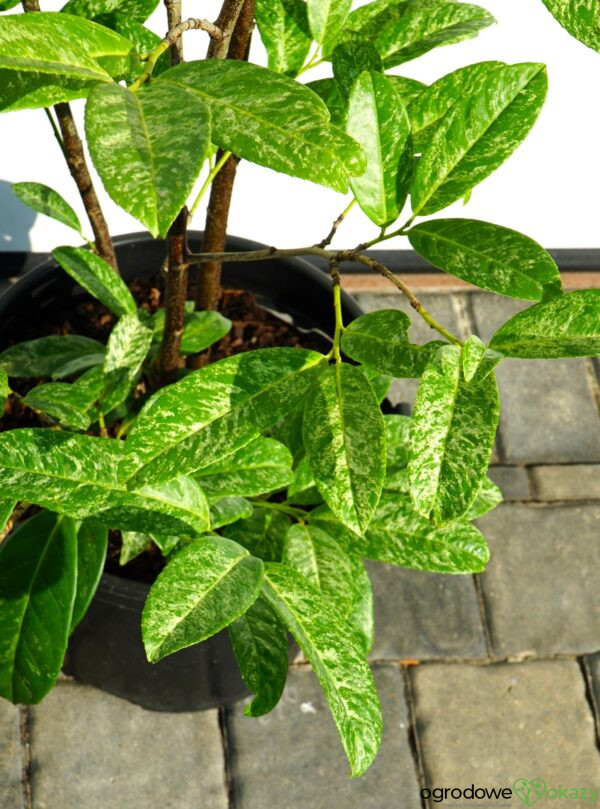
[0,231,364,713]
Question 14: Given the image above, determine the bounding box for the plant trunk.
[159,208,189,383]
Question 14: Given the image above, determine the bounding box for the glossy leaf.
[196,438,293,498]
[62,0,159,23]
[307,0,351,45]
[13,182,81,233]
[541,0,600,51]
[95,13,169,80]
[102,314,153,412]
[0,12,134,112]
[461,335,503,384]
[226,508,290,562]
[341,309,445,378]
[346,71,412,226]
[387,75,428,106]
[0,500,15,533]
[209,496,253,530]
[86,82,210,238]
[360,365,392,404]
[152,308,231,355]
[0,429,211,536]
[120,531,151,565]
[385,413,411,471]
[408,219,562,301]
[255,0,312,76]
[306,77,348,128]
[489,289,600,358]
[0,335,105,378]
[229,595,290,716]
[412,63,548,215]
[466,477,503,520]
[332,36,382,101]
[287,455,322,505]
[303,363,385,534]
[0,367,8,412]
[310,496,490,573]
[0,512,77,704]
[53,246,137,317]
[142,535,264,663]
[70,521,108,632]
[0,0,20,10]
[23,375,100,431]
[269,406,305,461]
[409,345,499,523]
[125,348,326,488]
[151,534,181,557]
[263,563,382,777]
[348,558,374,655]
[159,61,365,193]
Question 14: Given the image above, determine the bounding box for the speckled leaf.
[51,353,106,380]
[465,477,503,519]
[95,13,169,81]
[412,63,548,215]
[461,335,503,384]
[159,61,365,193]
[332,37,382,101]
[341,309,445,378]
[119,531,151,565]
[255,0,312,76]
[0,368,9,413]
[269,406,305,462]
[346,71,412,226]
[303,363,385,534]
[195,437,293,498]
[263,562,382,776]
[125,348,326,489]
[150,534,181,557]
[384,467,409,493]
[0,335,105,378]
[348,558,374,655]
[53,246,136,318]
[407,61,503,151]
[287,454,322,505]
[307,0,351,44]
[0,511,77,704]
[210,497,253,530]
[229,595,290,716]
[226,509,290,562]
[0,500,14,533]
[23,374,101,431]
[408,219,563,301]
[541,0,600,51]
[385,413,411,471]
[101,314,153,412]
[0,429,211,536]
[152,308,231,355]
[142,535,263,663]
[0,13,134,112]
[70,521,108,632]
[489,289,600,358]
[310,496,490,573]
[373,1,494,68]
[360,365,392,403]
[409,345,499,523]
[305,78,347,127]
[13,182,81,233]
[85,82,210,238]
[387,74,428,106]
[62,0,158,23]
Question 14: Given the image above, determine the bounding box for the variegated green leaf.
[466,477,503,519]
[0,429,210,536]
[341,309,445,378]
[23,369,104,431]
[307,0,351,45]
[62,0,159,23]
[541,0,600,51]
[310,495,490,573]
[409,345,499,524]
[348,557,374,655]
[85,82,210,238]
[346,71,412,226]
[255,0,312,76]
[0,511,77,704]
[303,363,385,534]
[226,508,290,562]
[195,437,293,498]
[387,74,428,106]
[125,348,326,489]
[142,535,264,663]
[360,365,392,404]
[332,36,382,101]
[70,521,108,632]
[102,313,153,412]
[13,182,82,233]
[120,530,151,565]
[0,500,15,533]
[412,63,548,215]
[0,367,9,413]
[489,290,600,358]
[408,219,562,301]
[305,78,347,128]
[0,335,105,378]
[159,61,365,193]
[461,335,503,384]
[0,12,134,112]
[287,454,322,505]
[209,496,253,530]
[152,308,231,355]
[229,595,290,717]
[53,246,137,317]
[385,413,411,471]
[95,13,169,81]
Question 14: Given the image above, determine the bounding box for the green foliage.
[0,335,105,378]
[226,508,290,562]
[195,437,294,497]
[307,0,352,45]
[332,37,383,101]
[0,367,9,412]
[101,313,153,412]
[62,0,159,23]
[142,535,264,663]
[13,182,82,234]
[120,530,152,565]
[94,14,170,80]
[461,335,503,384]
[53,246,137,317]
[152,307,231,355]
[540,0,600,51]
[23,370,103,431]
[255,0,312,76]
[71,521,108,632]
[209,497,254,530]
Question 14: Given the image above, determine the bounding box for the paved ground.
[2,286,600,808]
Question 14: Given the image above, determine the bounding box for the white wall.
[1,0,599,253]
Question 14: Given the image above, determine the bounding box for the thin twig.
[165,0,184,65]
[188,150,232,223]
[159,208,190,383]
[317,199,356,248]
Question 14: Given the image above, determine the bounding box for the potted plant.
[1,0,600,778]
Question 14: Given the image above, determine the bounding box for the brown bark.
[207,0,245,59]
[159,208,190,383]
[165,0,184,64]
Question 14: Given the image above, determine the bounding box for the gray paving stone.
[367,561,486,661]
[477,503,600,657]
[470,293,600,463]
[530,465,600,501]
[0,701,23,809]
[227,665,422,809]
[411,660,600,791]
[488,465,531,500]
[30,680,227,809]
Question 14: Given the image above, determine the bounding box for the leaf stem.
[252,500,307,519]
[188,150,233,222]
[317,198,356,248]
[330,259,344,362]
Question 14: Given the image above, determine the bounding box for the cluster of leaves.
[2,0,600,780]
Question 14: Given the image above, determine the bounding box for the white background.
[1,0,599,253]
